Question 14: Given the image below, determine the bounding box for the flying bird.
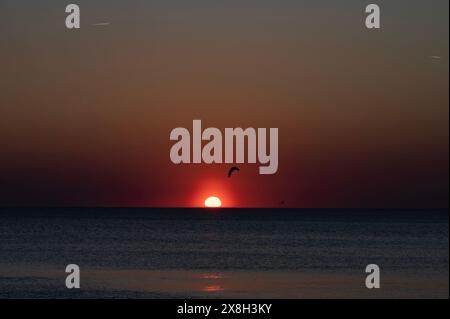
[228,166,240,178]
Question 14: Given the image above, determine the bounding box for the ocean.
[0,208,448,299]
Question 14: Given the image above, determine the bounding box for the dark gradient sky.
[0,0,448,207]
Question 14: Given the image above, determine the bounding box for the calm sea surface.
[0,208,448,298]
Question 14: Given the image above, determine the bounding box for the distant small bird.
[228,166,240,178]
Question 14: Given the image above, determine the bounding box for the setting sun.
[204,196,222,208]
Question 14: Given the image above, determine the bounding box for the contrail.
[92,22,110,26]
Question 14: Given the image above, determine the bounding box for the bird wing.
[228,167,240,177]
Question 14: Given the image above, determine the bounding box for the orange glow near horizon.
[204,196,222,208]
[191,179,235,208]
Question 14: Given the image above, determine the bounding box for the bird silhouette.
[228,166,240,177]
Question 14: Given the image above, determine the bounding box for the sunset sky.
[0,0,448,208]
